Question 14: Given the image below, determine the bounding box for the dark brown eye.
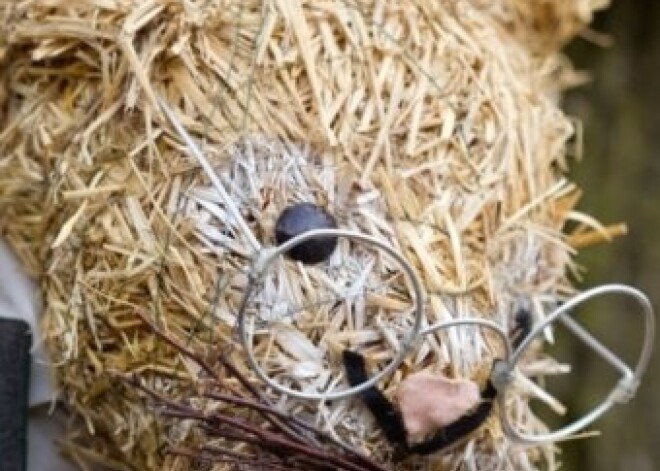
[510,308,532,349]
[274,202,338,265]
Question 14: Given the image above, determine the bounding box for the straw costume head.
[1,1,648,470]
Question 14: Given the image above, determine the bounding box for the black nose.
[274,202,338,265]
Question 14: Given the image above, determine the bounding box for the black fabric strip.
[407,380,497,456]
[342,350,408,444]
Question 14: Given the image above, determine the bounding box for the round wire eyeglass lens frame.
[158,95,656,446]
[237,228,425,401]
[496,284,655,444]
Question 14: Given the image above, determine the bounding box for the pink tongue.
[396,371,481,443]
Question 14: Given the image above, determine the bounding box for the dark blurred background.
[560,1,660,470]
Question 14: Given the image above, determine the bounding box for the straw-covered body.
[0,0,613,469]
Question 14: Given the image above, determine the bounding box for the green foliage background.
[561,2,660,469]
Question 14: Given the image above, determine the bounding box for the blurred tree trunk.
[562,1,660,470]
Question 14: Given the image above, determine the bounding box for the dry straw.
[0,0,621,470]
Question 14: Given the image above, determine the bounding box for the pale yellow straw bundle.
[0,0,620,469]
